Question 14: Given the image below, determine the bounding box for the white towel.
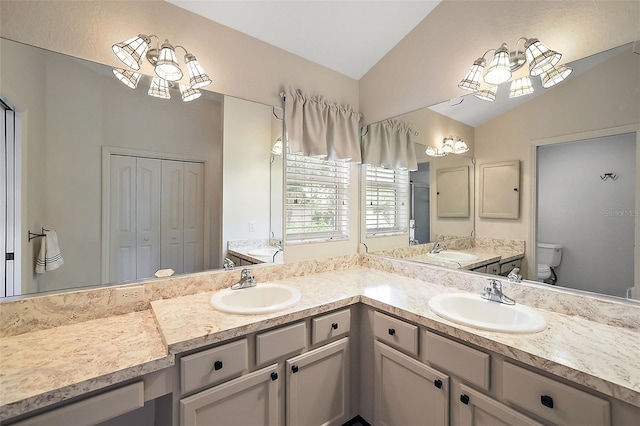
[35,230,64,273]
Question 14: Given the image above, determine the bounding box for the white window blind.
[365,165,409,236]
[286,153,350,241]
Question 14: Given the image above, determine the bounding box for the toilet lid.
[537,264,551,275]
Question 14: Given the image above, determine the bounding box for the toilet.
[537,243,563,283]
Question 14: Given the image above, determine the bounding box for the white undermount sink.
[248,248,278,257]
[428,293,546,333]
[427,251,479,262]
[210,283,301,315]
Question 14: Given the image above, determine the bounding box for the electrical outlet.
[115,285,145,305]
[249,221,255,232]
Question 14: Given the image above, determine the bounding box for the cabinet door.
[161,160,185,274]
[136,157,161,279]
[180,364,279,426]
[374,341,449,426]
[458,384,542,426]
[286,337,349,426]
[478,160,520,219]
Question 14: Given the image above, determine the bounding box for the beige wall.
[359,0,640,124]
[474,49,640,279]
[0,0,358,108]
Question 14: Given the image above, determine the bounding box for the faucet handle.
[487,278,502,292]
[241,268,251,279]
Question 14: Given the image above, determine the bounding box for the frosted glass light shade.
[474,86,497,101]
[541,65,573,88]
[155,40,183,81]
[525,38,562,76]
[442,137,455,153]
[112,68,141,89]
[509,76,534,98]
[148,77,171,99]
[179,84,202,102]
[112,35,150,70]
[184,54,212,89]
[425,146,446,157]
[484,44,512,85]
[458,58,485,92]
[454,139,469,154]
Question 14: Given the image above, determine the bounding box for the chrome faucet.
[481,279,515,305]
[507,267,522,283]
[430,241,447,254]
[223,257,235,270]
[231,268,256,290]
[272,240,283,263]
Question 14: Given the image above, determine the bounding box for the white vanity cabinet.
[178,308,353,426]
[458,384,542,426]
[372,312,449,426]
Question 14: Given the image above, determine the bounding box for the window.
[365,165,409,236]
[285,153,350,241]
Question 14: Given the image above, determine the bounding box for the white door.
[183,162,205,273]
[109,155,138,283]
[135,157,161,279]
[161,160,185,273]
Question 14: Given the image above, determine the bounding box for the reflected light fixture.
[425,136,469,157]
[458,37,571,101]
[111,33,212,102]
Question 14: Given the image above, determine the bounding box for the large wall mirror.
[368,42,639,302]
[1,37,283,297]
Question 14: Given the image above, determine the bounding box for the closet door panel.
[136,158,161,279]
[109,155,137,283]
[183,162,205,273]
[161,160,184,274]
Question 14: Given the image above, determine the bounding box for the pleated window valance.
[361,119,418,171]
[283,87,362,162]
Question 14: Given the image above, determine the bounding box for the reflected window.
[285,153,349,241]
[365,165,409,237]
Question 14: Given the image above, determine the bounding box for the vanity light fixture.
[459,37,572,101]
[425,136,469,157]
[111,34,212,101]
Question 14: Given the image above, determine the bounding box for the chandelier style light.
[425,136,469,158]
[111,34,211,102]
[458,37,572,102]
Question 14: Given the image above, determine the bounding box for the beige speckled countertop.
[406,247,523,270]
[1,263,639,421]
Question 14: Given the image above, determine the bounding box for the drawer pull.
[291,365,299,374]
[460,394,470,405]
[388,328,396,336]
[434,379,443,389]
[271,372,278,381]
[541,395,554,409]
[213,360,223,371]
[331,322,339,330]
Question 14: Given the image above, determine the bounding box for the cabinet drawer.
[374,311,418,356]
[500,259,522,274]
[312,308,351,345]
[181,339,248,394]
[256,322,306,366]
[472,265,487,273]
[424,331,490,390]
[503,362,610,426]
[486,262,500,275]
[13,382,144,426]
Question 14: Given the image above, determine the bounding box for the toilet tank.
[537,243,563,268]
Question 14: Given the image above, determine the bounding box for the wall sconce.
[425,136,469,157]
[111,34,211,101]
[459,37,572,101]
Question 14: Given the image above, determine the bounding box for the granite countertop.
[227,246,283,265]
[406,247,523,270]
[2,265,639,421]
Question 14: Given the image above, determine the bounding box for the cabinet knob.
[331,323,339,330]
[388,328,396,336]
[271,372,278,381]
[460,394,470,405]
[540,395,554,408]
[291,365,299,373]
[213,360,223,371]
[434,379,443,389]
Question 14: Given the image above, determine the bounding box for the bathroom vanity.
[0,255,638,425]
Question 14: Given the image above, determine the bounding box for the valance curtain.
[283,87,362,162]
[361,119,418,171]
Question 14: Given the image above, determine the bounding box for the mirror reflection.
[368,42,639,302]
[1,37,283,297]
